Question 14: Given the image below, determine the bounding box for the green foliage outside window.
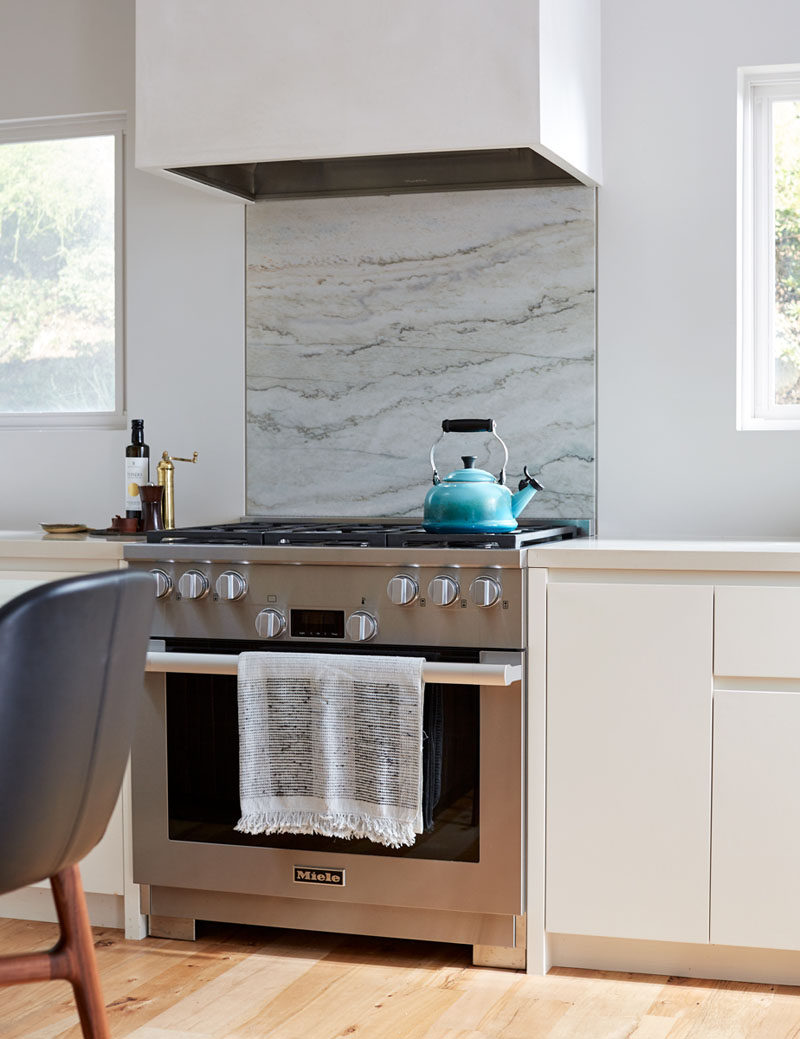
[0,134,116,413]
[774,100,800,404]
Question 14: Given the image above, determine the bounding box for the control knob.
[386,574,419,606]
[346,611,378,642]
[255,608,286,639]
[177,570,209,600]
[150,569,172,600]
[428,575,460,607]
[470,575,502,608]
[215,570,247,601]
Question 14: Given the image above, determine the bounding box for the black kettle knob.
[518,465,544,491]
[461,455,477,469]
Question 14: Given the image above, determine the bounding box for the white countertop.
[0,529,131,561]
[528,538,800,572]
[4,529,800,571]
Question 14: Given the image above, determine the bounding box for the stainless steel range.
[124,518,585,969]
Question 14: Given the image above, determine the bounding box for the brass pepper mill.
[156,451,198,529]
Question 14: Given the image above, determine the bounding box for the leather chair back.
[0,570,154,895]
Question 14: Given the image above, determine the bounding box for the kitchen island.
[526,538,800,983]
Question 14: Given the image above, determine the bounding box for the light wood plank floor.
[1,917,799,1038]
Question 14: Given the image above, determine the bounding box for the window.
[738,67,800,429]
[0,113,124,427]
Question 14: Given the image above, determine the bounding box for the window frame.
[0,112,126,430]
[738,66,800,430]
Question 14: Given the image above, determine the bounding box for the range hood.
[169,147,577,203]
[136,0,601,201]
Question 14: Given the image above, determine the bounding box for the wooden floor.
[1,918,800,1039]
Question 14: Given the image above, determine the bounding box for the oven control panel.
[130,562,525,650]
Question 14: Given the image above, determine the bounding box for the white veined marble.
[246,185,595,519]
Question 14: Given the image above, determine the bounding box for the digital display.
[290,609,345,639]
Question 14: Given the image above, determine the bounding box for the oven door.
[132,641,524,919]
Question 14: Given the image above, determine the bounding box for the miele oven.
[126,540,534,969]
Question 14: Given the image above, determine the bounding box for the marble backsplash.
[246,185,595,519]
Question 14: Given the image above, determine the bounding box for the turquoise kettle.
[423,419,543,533]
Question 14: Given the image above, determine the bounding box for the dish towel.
[235,652,426,849]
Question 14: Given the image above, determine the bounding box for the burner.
[258,523,404,547]
[145,519,583,548]
[385,523,581,549]
[145,523,266,546]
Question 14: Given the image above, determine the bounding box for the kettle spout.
[511,466,544,519]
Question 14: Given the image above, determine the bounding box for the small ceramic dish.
[40,523,89,534]
[87,528,145,538]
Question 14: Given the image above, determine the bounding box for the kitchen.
[2,0,800,1036]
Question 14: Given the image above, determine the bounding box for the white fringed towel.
[235,652,426,848]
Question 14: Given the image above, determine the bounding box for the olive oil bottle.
[125,419,149,524]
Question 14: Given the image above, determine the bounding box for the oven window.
[165,673,480,862]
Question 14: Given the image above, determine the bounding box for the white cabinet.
[74,798,125,897]
[546,581,714,943]
[712,688,800,950]
[711,584,800,951]
[529,543,800,979]
[715,585,800,678]
[135,0,601,188]
[0,570,85,607]
[0,540,143,936]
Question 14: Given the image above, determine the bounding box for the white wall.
[599,0,800,538]
[0,0,245,531]
[9,0,798,538]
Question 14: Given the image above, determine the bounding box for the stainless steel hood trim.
[168,146,578,202]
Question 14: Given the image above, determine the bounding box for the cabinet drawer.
[715,586,800,678]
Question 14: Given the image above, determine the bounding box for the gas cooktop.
[144,518,586,550]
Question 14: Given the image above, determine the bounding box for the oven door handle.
[144,652,522,687]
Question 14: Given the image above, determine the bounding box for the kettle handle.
[430,419,509,485]
[441,418,494,433]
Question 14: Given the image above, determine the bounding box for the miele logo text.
[294,866,345,886]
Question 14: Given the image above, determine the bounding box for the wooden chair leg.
[50,864,111,1039]
[0,865,110,1038]
[0,944,56,985]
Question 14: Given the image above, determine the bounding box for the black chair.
[0,570,154,1039]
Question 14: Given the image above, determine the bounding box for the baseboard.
[0,886,124,930]
[548,932,800,986]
